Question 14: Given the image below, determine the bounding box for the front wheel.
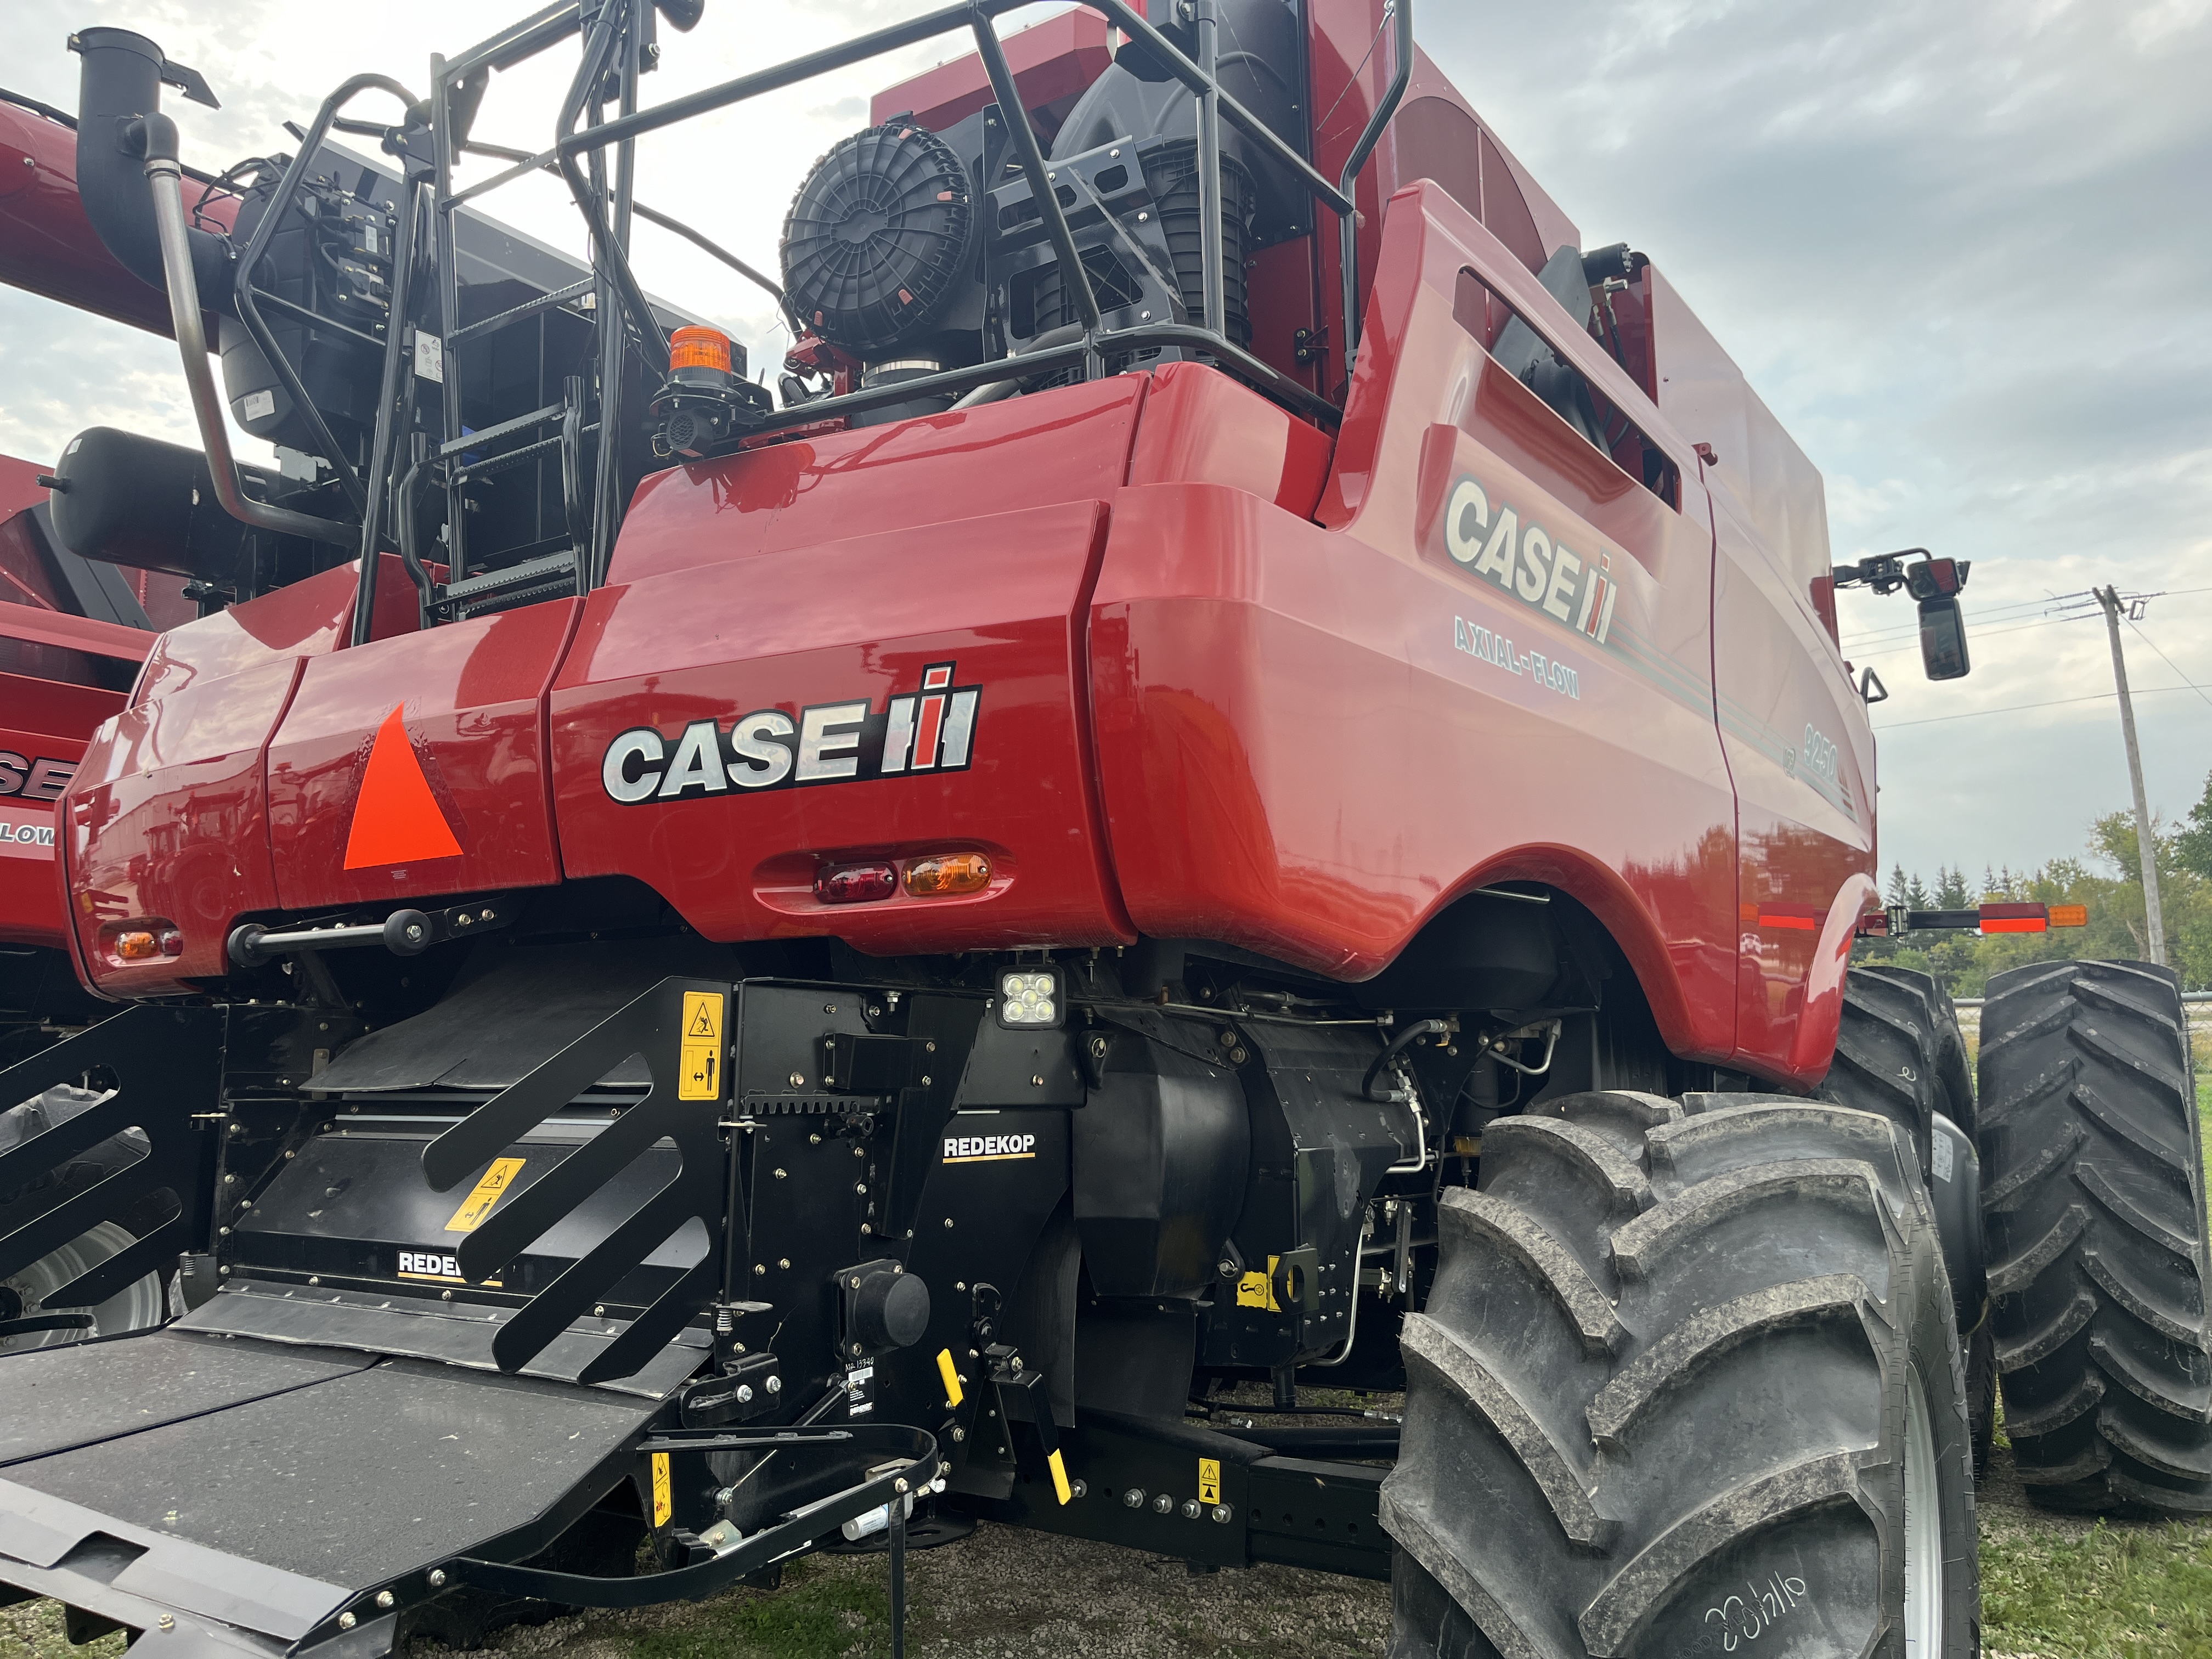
[1384,1090,1978,1657]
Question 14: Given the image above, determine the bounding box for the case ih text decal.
[602,661,981,804]
[1441,474,1618,645]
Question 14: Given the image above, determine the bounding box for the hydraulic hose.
[140,114,356,548]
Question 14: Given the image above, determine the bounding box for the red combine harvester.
[0,447,198,1352]
[0,5,2201,1658]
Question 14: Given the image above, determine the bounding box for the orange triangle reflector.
[343,706,464,869]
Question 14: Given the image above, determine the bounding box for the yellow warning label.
[651,1451,672,1527]
[443,1156,526,1233]
[936,1347,965,1408]
[678,991,726,1101]
[1047,1447,1073,1506]
[1236,1256,1282,1312]
[1198,1457,1221,1506]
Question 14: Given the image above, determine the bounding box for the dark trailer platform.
[0,1331,661,1656]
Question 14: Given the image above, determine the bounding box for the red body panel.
[65,558,420,991]
[266,601,579,911]
[551,500,1133,952]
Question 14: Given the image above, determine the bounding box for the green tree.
[2176,767,2212,880]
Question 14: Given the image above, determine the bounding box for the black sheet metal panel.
[229,1124,709,1307]
[423,978,730,1385]
[179,1279,708,1399]
[1247,1454,1390,1580]
[0,1329,373,1467]
[3,1356,655,1592]
[309,938,742,1092]
[0,1003,225,1308]
[0,1476,351,1649]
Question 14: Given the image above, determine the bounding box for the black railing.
[348,0,1411,642]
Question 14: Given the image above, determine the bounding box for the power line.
[1838,584,2212,651]
[2125,617,2212,713]
[1872,680,2212,730]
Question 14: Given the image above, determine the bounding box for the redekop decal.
[603,660,981,804]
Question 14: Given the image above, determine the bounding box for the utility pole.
[2096,586,2166,966]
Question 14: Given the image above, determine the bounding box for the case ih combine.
[0,3,2204,1657]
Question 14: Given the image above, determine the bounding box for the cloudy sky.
[2,0,2207,887]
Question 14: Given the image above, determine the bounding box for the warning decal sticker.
[443,1156,527,1234]
[679,990,725,1101]
[651,1452,672,1527]
[1198,1457,1222,1506]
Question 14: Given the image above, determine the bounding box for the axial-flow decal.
[602,660,982,805]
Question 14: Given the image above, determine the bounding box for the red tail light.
[815,861,898,904]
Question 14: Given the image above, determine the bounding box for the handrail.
[1339,0,1413,375]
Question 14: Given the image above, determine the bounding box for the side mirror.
[1918,597,1971,680]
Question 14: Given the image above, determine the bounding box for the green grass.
[1982,1514,2212,1657]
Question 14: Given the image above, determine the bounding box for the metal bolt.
[765,1375,781,1393]
[308,1276,320,1286]
[810,1132,822,1145]
[1210,1504,1232,1524]
[788,1072,805,1088]
[855,1182,867,1195]
[736,1383,754,1403]
[715,1486,735,1506]
[924,1041,936,1053]
[224,1173,238,1183]
[1031,1075,1045,1087]
[429,1568,447,1588]
[1123,1488,1146,1508]
[1152,1493,1173,1514]
[956,1281,967,1291]
[951,1426,966,1442]
[854,1144,867,1158]
[1230,1047,1248,1064]
[1070,1479,1088,1498]
[943,1217,955,1228]
[774,1168,787,1179]
[441,1289,453,1301]
[1138,211,1149,222]
[218,1265,230,1275]
[779,1257,791,1269]
[824,1003,837,1013]
[594,1304,606,1317]
[375,1590,395,1609]
[1181,1499,1201,1519]
[755,1263,768,1275]
[157,1616,175,1632]
[920,1075,933,1087]
[338,1613,357,1632]
[894,1477,909,1494]
[850,1276,862,1289]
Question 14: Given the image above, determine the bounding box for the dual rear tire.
[1977,960,2211,1511]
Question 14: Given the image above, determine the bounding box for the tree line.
[1853,766,2212,996]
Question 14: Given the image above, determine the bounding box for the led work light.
[997,968,1063,1029]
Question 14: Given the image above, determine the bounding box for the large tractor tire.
[1978,959,2211,1513]
[1384,1091,1977,1659]
[1818,963,1996,1471]
[0,1086,171,1352]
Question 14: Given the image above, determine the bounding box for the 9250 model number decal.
[602,661,980,804]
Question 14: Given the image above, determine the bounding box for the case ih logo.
[1440,474,1618,646]
[0,752,75,801]
[602,662,981,805]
